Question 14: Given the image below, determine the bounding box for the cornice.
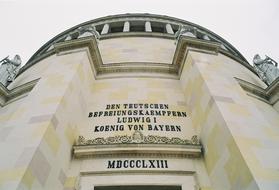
[73,144,202,159]
[38,35,234,80]
[173,36,220,76]
[236,77,279,105]
[19,34,256,81]
[20,13,249,75]
[80,170,195,176]
[0,78,39,107]
[73,134,202,159]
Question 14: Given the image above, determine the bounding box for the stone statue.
[0,55,22,87]
[65,24,100,41]
[253,54,279,85]
[175,25,197,40]
[78,24,100,40]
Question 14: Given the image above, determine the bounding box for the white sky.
[0,0,278,66]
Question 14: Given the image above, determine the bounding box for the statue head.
[14,55,21,61]
[253,54,260,61]
[13,55,22,66]
[253,54,264,66]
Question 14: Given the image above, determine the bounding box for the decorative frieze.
[76,132,200,146]
[73,132,202,158]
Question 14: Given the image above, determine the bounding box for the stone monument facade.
[0,14,279,190]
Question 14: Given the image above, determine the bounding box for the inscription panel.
[81,103,195,144]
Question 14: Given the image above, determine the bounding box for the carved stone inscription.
[88,103,187,133]
[107,159,168,169]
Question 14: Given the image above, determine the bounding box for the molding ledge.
[54,36,226,79]
[0,79,40,107]
[173,36,220,77]
[73,134,202,159]
[73,144,202,159]
[236,77,279,105]
[80,170,195,176]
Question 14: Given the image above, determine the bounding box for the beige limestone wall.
[180,50,279,190]
[0,49,211,190]
[83,77,194,140]
[1,35,277,190]
[0,51,94,190]
[99,37,175,65]
[74,60,210,189]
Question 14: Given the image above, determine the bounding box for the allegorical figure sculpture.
[174,25,197,42]
[0,55,22,87]
[65,24,100,41]
[253,54,279,85]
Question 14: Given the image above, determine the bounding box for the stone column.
[145,21,152,32]
[101,23,110,35]
[166,23,174,34]
[123,21,130,32]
